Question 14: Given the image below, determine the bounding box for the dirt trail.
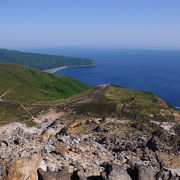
[0,90,11,101]
[17,101,35,119]
[0,89,35,120]
[0,89,64,129]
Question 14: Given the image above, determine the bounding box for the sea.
[20,48,180,107]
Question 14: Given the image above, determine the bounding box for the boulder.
[105,164,131,180]
[137,165,155,180]
[6,154,42,180]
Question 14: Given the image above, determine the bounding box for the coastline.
[44,66,68,73]
[44,64,96,73]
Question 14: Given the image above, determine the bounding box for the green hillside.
[0,63,92,126]
[0,63,179,126]
[66,85,180,122]
[0,49,96,70]
[0,63,91,102]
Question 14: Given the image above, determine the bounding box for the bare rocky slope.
[0,85,180,180]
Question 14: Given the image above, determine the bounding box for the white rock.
[38,160,47,171]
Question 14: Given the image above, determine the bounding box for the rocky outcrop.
[0,113,180,180]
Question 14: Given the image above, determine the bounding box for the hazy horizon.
[1,0,180,49]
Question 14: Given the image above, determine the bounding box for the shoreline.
[44,64,96,73]
[44,66,68,73]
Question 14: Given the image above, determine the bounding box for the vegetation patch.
[0,102,34,126]
[105,85,179,121]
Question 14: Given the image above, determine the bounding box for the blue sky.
[1,0,180,49]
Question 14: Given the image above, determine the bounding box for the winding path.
[0,89,35,120]
[0,90,10,101]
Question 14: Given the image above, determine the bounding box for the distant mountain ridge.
[0,49,96,70]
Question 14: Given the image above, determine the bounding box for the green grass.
[0,48,96,70]
[0,63,92,126]
[105,85,177,121]
[0,102,35,126]
[0,63,92,102]
[66,84,179,122]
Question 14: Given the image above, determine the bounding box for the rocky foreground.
[0,109,180,180]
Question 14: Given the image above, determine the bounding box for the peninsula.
[0,49,96,70]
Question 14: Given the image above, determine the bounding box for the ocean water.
[21,48,180,106]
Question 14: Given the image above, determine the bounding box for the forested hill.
[0,49,96,70]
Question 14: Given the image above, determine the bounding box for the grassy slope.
[0,63,179,126]
[66,85,180,121]
[0,63,91,126]
[0,49,96,70]
[0,63,91,102]
[0,102,34,126]
[105,85,177,121]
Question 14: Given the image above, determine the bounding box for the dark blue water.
[20,48,180,106]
